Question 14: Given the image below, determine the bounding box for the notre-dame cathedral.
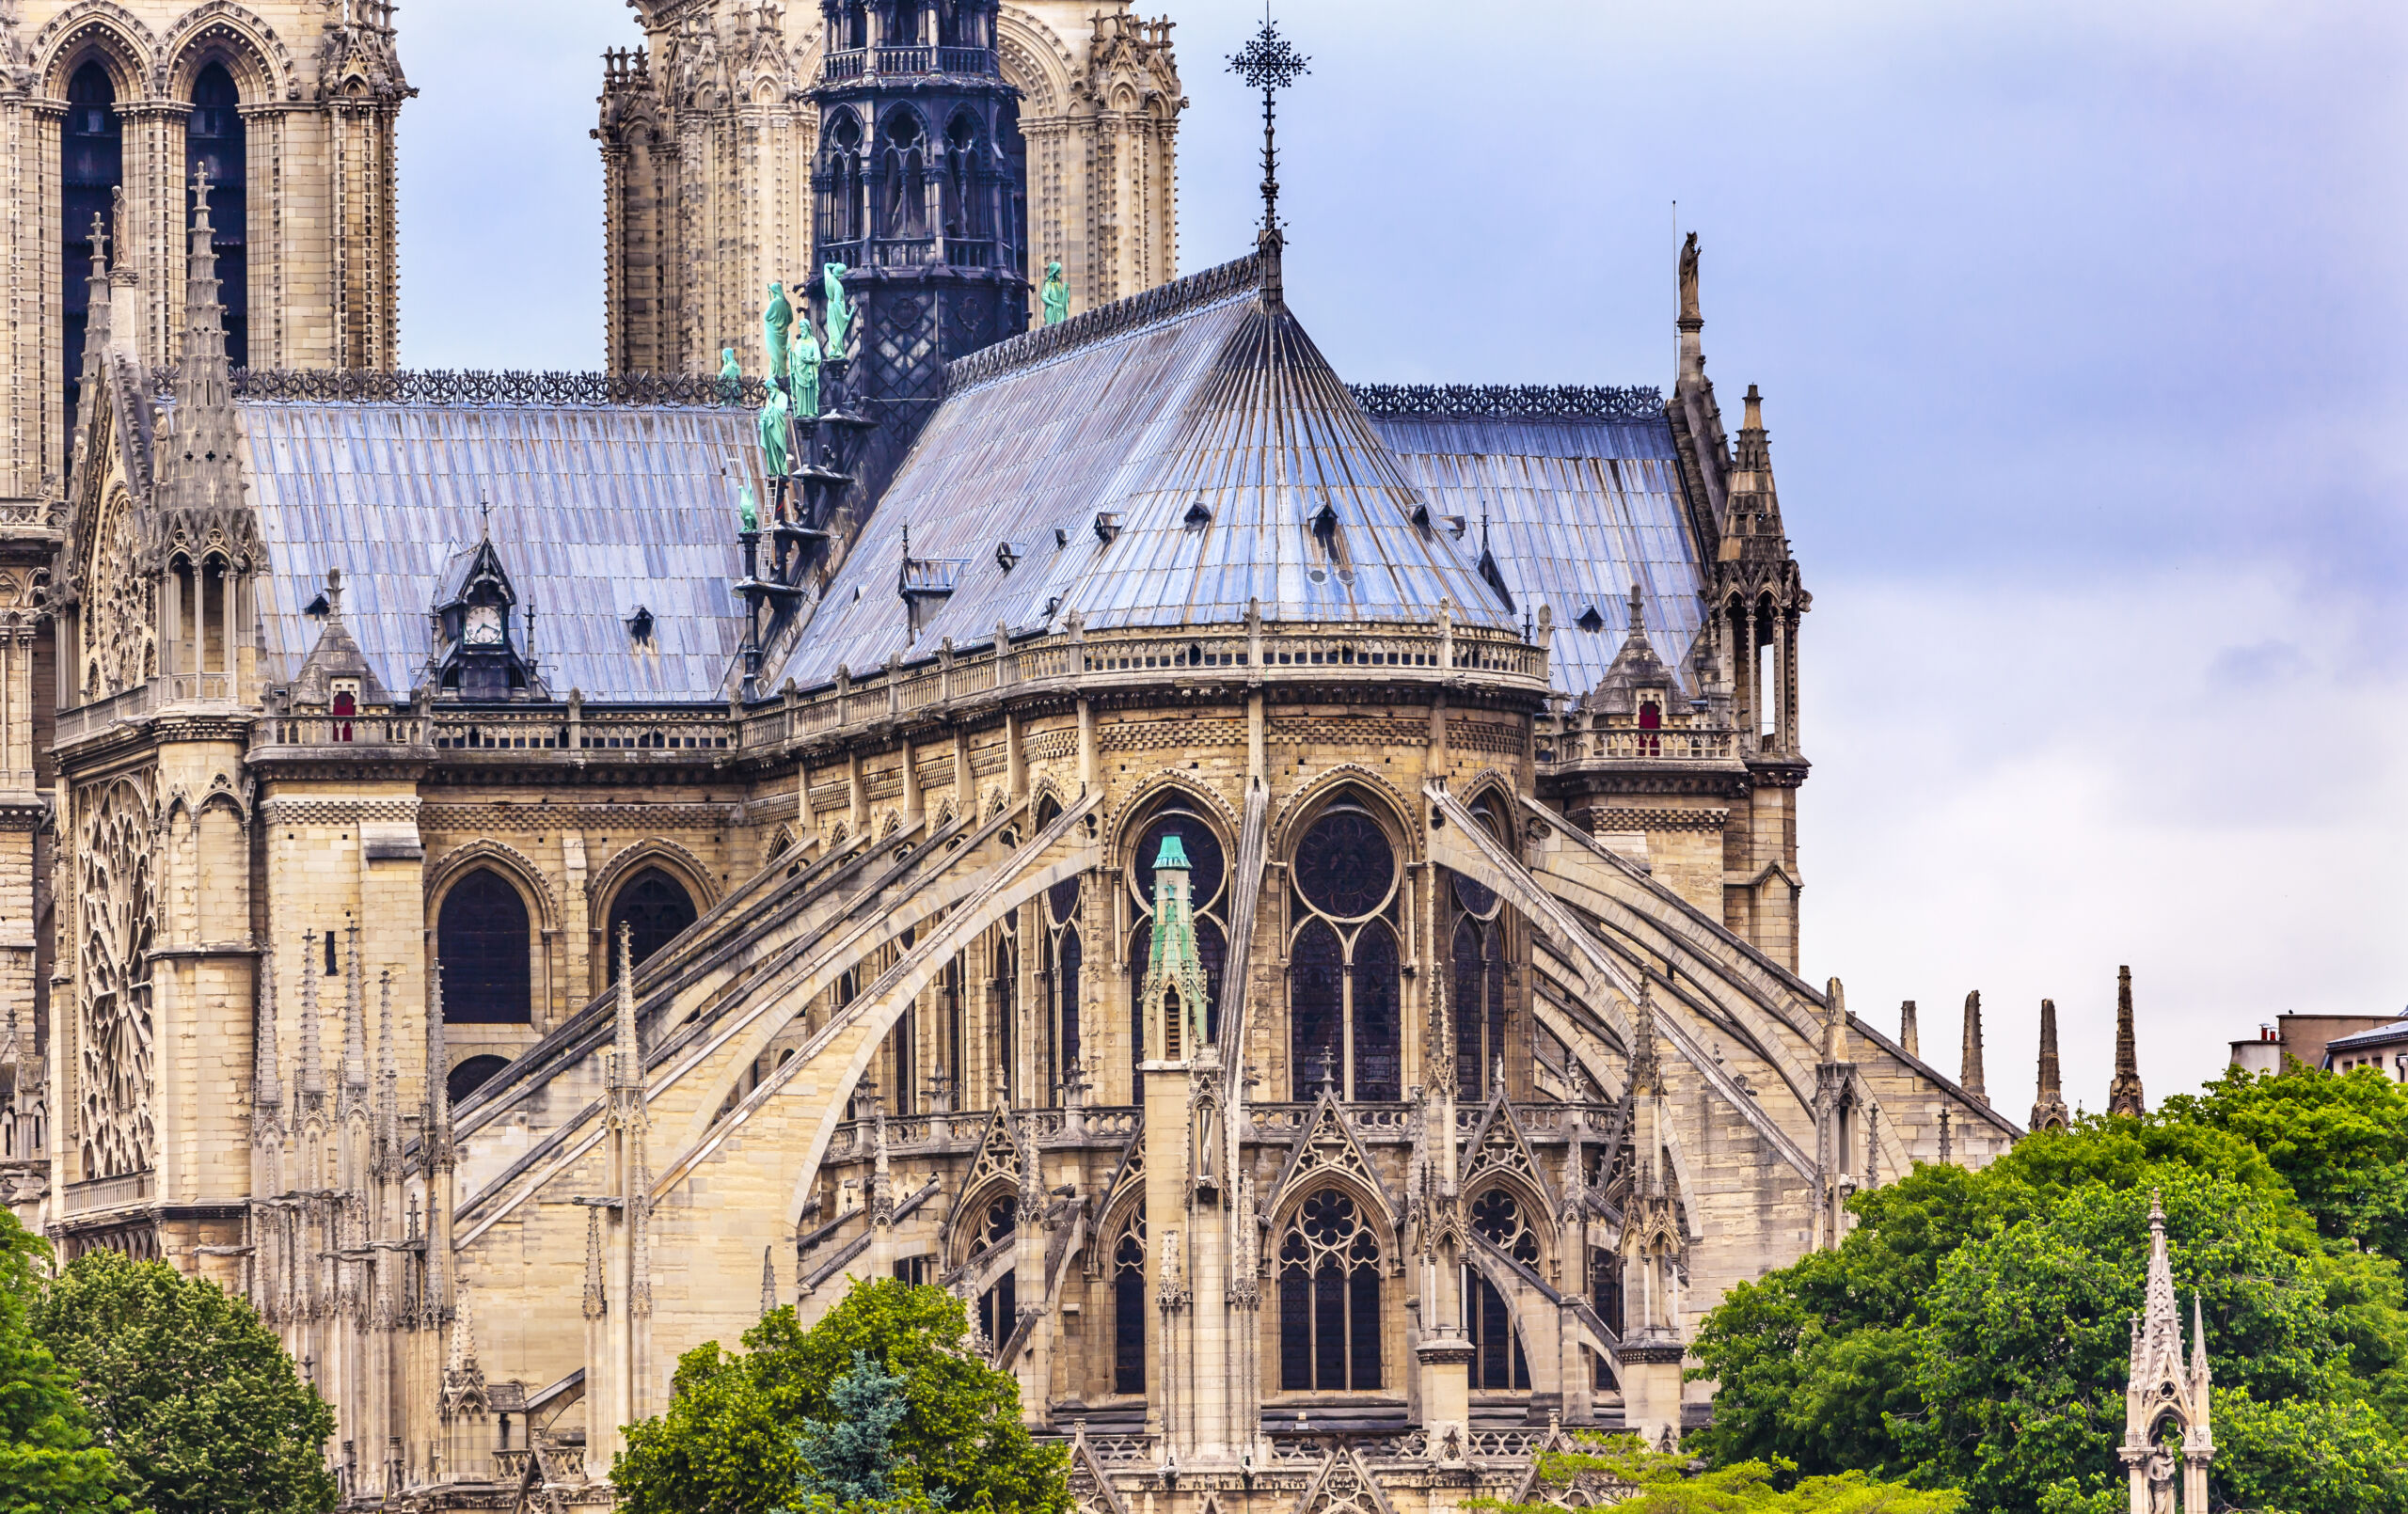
[0,2,2022,1509]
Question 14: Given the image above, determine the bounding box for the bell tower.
[807,0,1030,406]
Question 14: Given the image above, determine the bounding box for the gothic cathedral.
[0,4,2024,1512]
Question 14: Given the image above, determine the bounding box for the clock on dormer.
[465,603,505,646]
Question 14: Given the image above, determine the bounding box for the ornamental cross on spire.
[1228,8,1308,239]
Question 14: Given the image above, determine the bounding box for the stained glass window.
[1289,920,1342,1096]
[1113,1224,1145,1394]
[62,60,120,435]
[438,871,531,1024]
[1352,923,1402,1101]
[1467,1271,1529,1390]
[1288,797,1403,1100]
[607,867,697,980]
[1276,1190,1382,1391]
[188,63,246,369]
[1294,808,1393,918]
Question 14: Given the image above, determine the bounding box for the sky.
[395,0,2408,1121]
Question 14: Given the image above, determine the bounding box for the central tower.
[808,0,1031,402]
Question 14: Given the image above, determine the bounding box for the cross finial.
[478,498,492,541]
[1228,7,1308,253]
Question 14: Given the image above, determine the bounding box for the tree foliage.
[0,1210,122,1514]
[1690,1105,2408,1514]
[1477,1434,1963,1513]
[27,1248,335,1514]
[2162,1065,2408,1260]
[616,1278,1068,1514]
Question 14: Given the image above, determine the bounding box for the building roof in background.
[1368,409,1706,700]
[239,401,753,702]
[775,253,1517,686]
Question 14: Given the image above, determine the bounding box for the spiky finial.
[760,1247,778,1317]
[1628,980,1662,1097]
[2032,998,2069,1132]
[612,922,640,1089]
[1227,7,1308,300]
[298,932,325,1101]
[1959,990,1987,1106]
[254,948,282,1111]
[2108,965,2146,1116]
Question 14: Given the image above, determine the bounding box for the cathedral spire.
[2108,965,2146,1116]
[1959,990,1987,1106]
[1227,8,1308,307]
[2031,998,2069,1132]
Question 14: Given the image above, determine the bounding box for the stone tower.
[0,0,410,511]
[597,0,1181,378]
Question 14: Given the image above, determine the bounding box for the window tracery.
[1125,800,1228,1080]
[78,773,156,1178]
[1043,873,1082,1102]
[1288,799,1402,1100]
[606,866,698,980]
[1112,1216,1145,1394]
[84,488,155,701]
[436,870,531,1024]
[1276,1189,1382,1392]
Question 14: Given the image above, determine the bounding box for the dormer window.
[331,678,360,741]
[1638,697,1661,757]
[431,529,543,702]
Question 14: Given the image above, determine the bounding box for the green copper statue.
[790,318,822,420]
[737,482,759,531]
[757,383,791,480]
[763,282,793,386]
[718,346,741,404]
[821,262,852,361]
[1041,260,1069,326]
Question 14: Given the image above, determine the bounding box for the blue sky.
[397,0,2408,1117]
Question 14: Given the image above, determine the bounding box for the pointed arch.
[159,2,293,101]
[993,6,1075,116]
[1268,765,1418,865]
[588,837,720,918]
[426,839,561,935]
[36,5,157,99]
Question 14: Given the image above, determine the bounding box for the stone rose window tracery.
[1276,1188,1382,1392]
[84,488,156,701]
[78,774,156,1179]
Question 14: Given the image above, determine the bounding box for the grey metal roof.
[777,254,1514,686]
[1369,414,1707,699]
[241,402,752,701]
[2322,1019,2408,1054]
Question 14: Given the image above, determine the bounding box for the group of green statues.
[742,260,1068,487]
[743,263,855,482]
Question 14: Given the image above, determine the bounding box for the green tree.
[28,1249,335,1514]
[0,1210,122,1514]
[1477,1434,1964,1513]
[2163,1065,2408,1259]
[616,1278,1068,1514]
[1691,1111,2408,1514]
[792,1350,909,1506]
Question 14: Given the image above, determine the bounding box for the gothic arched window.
[1276,1190,1382,1392]
[62,59,122,432]
[606,866,697,981]
[1288,799,1402,1100]
[438,870,531,1024]
[187,61,247,369]
[1112,1219,1145,1395]
[879,111,927,240]
[1126,800,1228,1083]
[1044,874,1082,1104]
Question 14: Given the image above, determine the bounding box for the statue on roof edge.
[1041,260,1069,327]
[718,346,741,404]
[791,318,821,420]
[763,282,793,386]
[758,383,791,481]
[822,263,852,362]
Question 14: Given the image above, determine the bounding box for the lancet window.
[606,867,697,981]
[821,113,867,249]
[1276,1189,1382,1392]
[1042,874,1083,1103]
[62,59,120,432]
[187,62,247,369]
[1125,800,1228,1083]
[1287,799,1402,1101]
[1111,1217,1145,1395]
[1467,1187,1538,1389]
[437,870,531,1024]
[1449,800,1513,1098]
[878,110,929,242]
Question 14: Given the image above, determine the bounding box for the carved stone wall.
[0,0,410,506]
[598,0,1181,377]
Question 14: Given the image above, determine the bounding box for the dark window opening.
[1468,1272,1530,1391]
[187,62,247,369]
[1293,805,1394,918]
[977,1268,1016,1348]
[446,1053,511,1106]
[1276,1190,1382,1392]
[1289,919,1341,1098]
[1112,1228,1145,1394]
[62,60,122,435]
[606,866,698,981]
[1352,922,1402,1100]
[437,871,531,1024]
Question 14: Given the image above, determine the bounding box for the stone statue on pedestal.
[791,320,822,420]
[763,282,793,387]
[718,347,741,404]
[822,263,853,360]
[1041,260,1069,326]
[757,384,791,481]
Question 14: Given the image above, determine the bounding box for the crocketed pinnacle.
[253,947,282,1111]
[298,932,325,1102]
[1628,981,1663,1098]
[1899,1000,1918,1058]
[2108,965,2146,1116]
[425,961,452,1153]
[2031,998,2070,1132]
[341,925,368,1093]
[1959,989,1988,1106]
[611,922,640,1091]
[1821,976,1847,1064]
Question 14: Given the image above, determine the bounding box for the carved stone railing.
[252,713,425,749]
[490,1449,531,1485]
[1538,717,1736,764]
[1350,384,1665,423]
[62,1169,153,1213]
[53,681,156,748]
[150,366,767,410]
[744,618,1547,751]
[431,705,734,754]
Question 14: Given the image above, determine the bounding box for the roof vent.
[1054,527,1069,548]
[1094,512,1122,544]
[1183,497,1212,528]
[1576,605,1604,633]
[996,540,1027,571]
[627,606,656,643]
[1440,515,1467,540]
[1309,497,1339,543]
[304,591,331,618]
[1410,500,1433,532]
